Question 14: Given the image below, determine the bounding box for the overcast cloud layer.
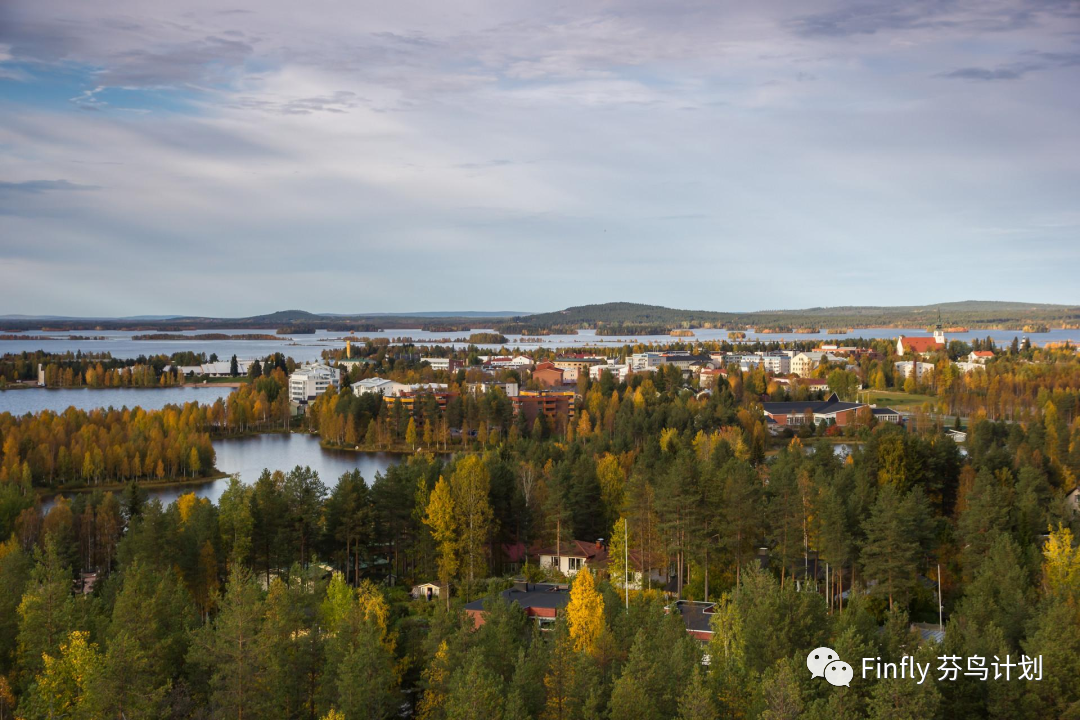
[1,0,1078,316]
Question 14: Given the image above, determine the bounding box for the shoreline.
[1,381,247,392]
[37,469,231,501]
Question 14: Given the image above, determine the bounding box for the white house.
[288,364,342,403]
[537,539,608,577]
[967,350,994,364]
[352,377,408,396]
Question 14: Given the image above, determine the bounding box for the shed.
[411,582,441,600]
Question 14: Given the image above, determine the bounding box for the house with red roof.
[967,350,994,364]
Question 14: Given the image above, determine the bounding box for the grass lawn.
[865,390,936,408]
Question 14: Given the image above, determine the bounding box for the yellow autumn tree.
[423,476,458,610]
[1043,524,1080,602]
[417,640,451,720]
[406,417,418,450]
[566,567,605,656]
[596,453,625,512]
[22,631,100,719]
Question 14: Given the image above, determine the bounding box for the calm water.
[2,326,1077,363]
[44,433,403,510]
[0,386,236,416]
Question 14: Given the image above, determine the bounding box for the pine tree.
[188,566,265,719]
[16,539,75,689]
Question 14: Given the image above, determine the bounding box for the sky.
[1,0,1078,317]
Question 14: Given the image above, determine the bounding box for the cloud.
[0,179,99,194]
[937,65,1035,80]
[937,52,1080,80]
[0,0,1079,314]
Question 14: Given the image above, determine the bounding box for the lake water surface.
[44,433,404,510]
[3,326,1077,363]
[0,385,236,416]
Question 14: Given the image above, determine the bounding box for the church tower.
[933,311,946,345]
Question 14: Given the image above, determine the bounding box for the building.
[536,539,608,576]
[464,581,569,630]
[467,381,519,397]
[771,377,830,394]
[552,357,606,382]
[758,352,791,375]
[383,385,456,414]
[761,393,902,427]
[512,389,576,427]
[288,364,342,403]
[670,600,717,642]
[352,377,409,396]
[589,363,630,382]
[790,352,846,377]
[897,330,946,356]
[411,582,441,600]
[967,350,994,364]
[421,357,463,373]
[176,360,252,377]
[532,362,565,388]
[872,407,904,423]
[894,361,934,381]
[698,368,728,389]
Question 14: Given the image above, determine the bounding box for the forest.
[1,347,1080,718]
[5,300,1080,335]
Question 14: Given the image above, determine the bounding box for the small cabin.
[411,582,441,601]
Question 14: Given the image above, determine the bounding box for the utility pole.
[625,518,629,611]
[937,563,943,631]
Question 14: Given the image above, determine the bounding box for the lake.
[44,433,405,510]
[0,385,236,416]
[3,326,1078,363]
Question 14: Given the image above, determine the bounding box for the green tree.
[188,566,265,719]
[860,486,929,611]
[16,539,76,689]
[450,456,493,597]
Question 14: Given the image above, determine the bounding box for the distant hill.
[3,301,1077,333]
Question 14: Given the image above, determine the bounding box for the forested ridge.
[1,344,1079,718]
[4,300,1079,334]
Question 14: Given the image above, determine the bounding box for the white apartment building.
[895,361,935,381]
[289,364,342,403]
[421,357,452,371]
[589,363,631,382]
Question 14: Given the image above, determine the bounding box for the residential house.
[464,581,570,630]
[967,350,994,364]
[536,539,608,576]
[669,600,717,642]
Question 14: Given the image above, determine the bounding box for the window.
[537,617,556,631]
[568,557,583,572]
